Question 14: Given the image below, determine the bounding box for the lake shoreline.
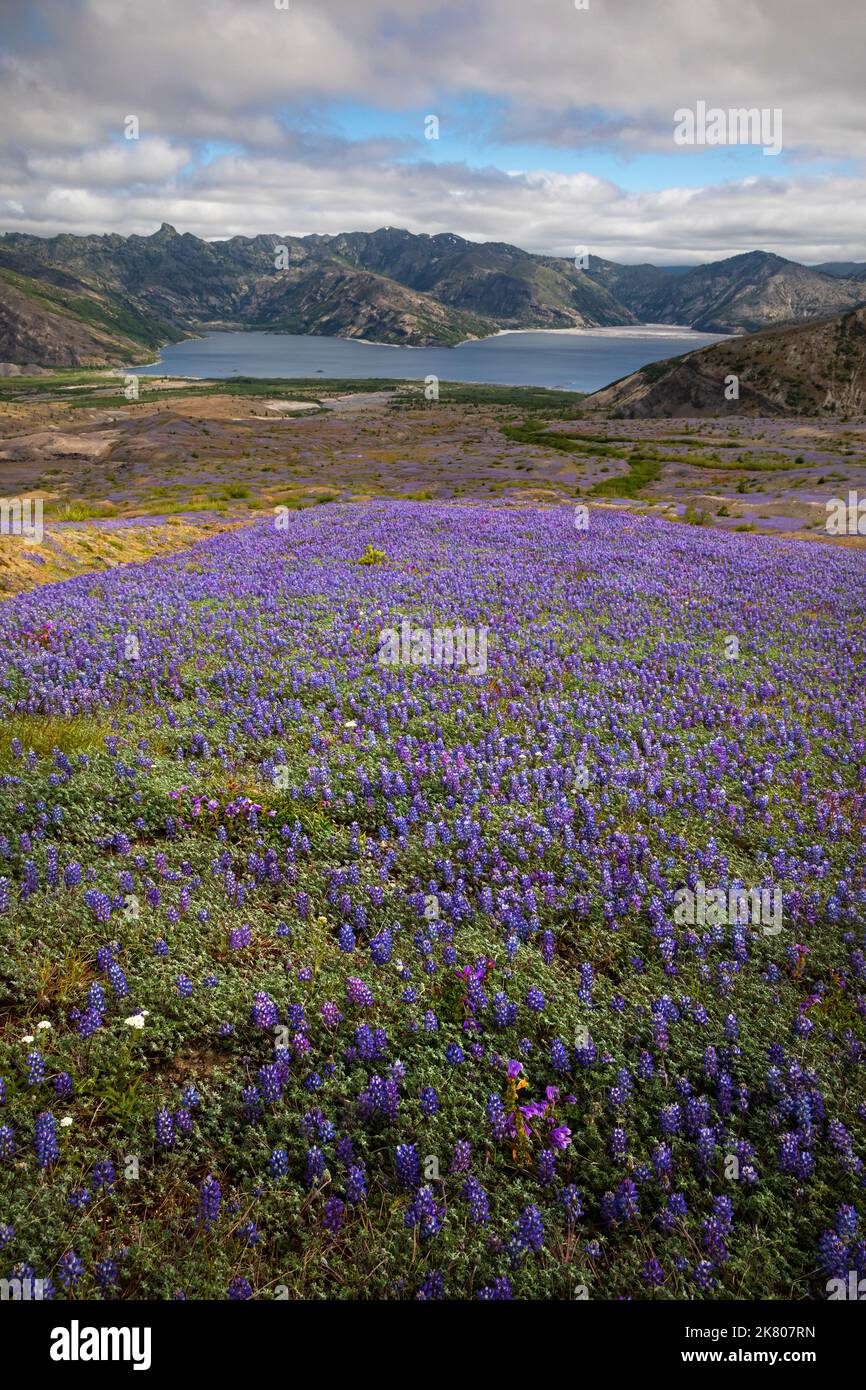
[129,325,728,392]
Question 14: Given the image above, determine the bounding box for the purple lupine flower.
[323,1197,345,1231]
[462,1175,490,1224]
[269,1148,289,1178]
[25,1050,45,1086]
[395,1143,421,1189]
[305,1146,326,1187]
[416,1270,446,1300]
[835,1205,859,1241]
[419,1086,439,1116]
[92,1159,115,1189]
[57,1249,84,1287]
[155,1107,175,1149]
[450,1139,472,1173]
[507,1205,544,1265]
[345,1164,367,1203]
[95,1257,120,1295]
[34,1111,59,1167]
[251,992,279,1030]
[346,977,373,1007]
[198,1174,221,1229]
[642,1257,666,1286]
[477,1276,513,1300]
[405,1185,444,1239]
[560,1185,583,1223]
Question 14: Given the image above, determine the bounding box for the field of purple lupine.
[0,501,864,1300]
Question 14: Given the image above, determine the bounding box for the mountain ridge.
[1,224,864,367]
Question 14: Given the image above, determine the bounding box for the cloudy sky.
[1,0,864,264]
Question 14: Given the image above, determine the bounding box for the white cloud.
[0,0,864,262]
[29,139,191,187]
[3,151,865,265]
[3,0,860,158]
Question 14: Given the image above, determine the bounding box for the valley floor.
[0,377,864,599]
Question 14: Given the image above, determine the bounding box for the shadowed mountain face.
[0,224,864,367]
[308,228,636,330]
[812,262,866,279]
[585,306,866,417]
[583,251,866,334]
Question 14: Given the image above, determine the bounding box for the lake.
[131,325,727,393]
